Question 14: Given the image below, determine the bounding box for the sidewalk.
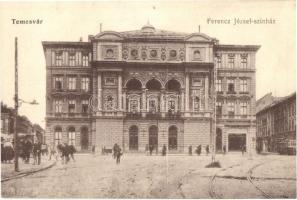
[1,157,56,181]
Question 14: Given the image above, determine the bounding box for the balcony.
[47,112,91,118]
[216,114,255,120]
[165,110,181,119]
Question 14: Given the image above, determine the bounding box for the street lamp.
[13,37,39,172]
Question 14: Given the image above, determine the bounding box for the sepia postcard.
[0,0,296,198]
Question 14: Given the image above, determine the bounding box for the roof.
[256,92,296,114]
[215,44,261,51]
[42,41,92,51]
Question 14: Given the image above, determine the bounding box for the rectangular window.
[81,77,89,92]
[69,53,76,66]
[216,101,222,116]
[55,52,63,66]
[54,77,63,90]
[227,79,235,93]
[216,79,222,92]
[68,132,76,145]
[217,56,222,68]
[227,101,235,117]
[68,77,76,90]
[149,100,157,112]
[240,79,247,92]
[129,99,139,112]
[104,77,116,85]
[68,100,76,113]
[54,100,62,113]
[240,102,248,115]
[82,54,89,66]
[228,54,235,68]
[54,132,62,145]
[193,97,200,112]
[168,100,176,112]
[241,56,247,68]
[82,100,89,114]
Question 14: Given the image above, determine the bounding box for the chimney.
[79,37,83,42]
[198,25,200,33]
[100,23,102,33]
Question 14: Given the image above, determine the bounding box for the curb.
[1,161,57,183]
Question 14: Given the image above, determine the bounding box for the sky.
[0,0,295,128]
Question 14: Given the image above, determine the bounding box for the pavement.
[1,153,296,198]
[1,156,56,181]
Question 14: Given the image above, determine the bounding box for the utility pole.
[14,37,19,172]
[211,58,217,163]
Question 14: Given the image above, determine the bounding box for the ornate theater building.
[43,23,260,153]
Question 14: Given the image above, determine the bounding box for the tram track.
[209,158,282,199]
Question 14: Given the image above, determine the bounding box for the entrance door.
[216,128,222,152]
[129,126,138,150]
[168,126,178,150]
[81,127,89,150]
[149,126,158,149]
[228,134,246,151]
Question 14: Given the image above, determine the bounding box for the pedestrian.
[162,144,166,156]
[197,145,201,156]
[37,141,42,165]
[49,144,57,161]
[241,144,246,155]
[92,145,96,155]
[116,147,122,164]
[223,145,226,155]
[3,140,14,163]
[32,141,38,165]
[68,144,76,162]
[113,143,118,159]
[145,144,149,156]
[206,145,210,156]
[149,145,153,156]
[188,145,192,156]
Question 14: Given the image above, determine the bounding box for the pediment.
[95,31,123,41]
[185,33,213,42]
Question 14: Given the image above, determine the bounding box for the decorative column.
[123,88,127,112]
[142,87,146,117]
[160,88,165,117]
[118,74,122,111]
[180,89,185,112]
[97,72,102,111]
[185,73,190,113]
[205,75,209,111]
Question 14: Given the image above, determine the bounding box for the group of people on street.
[1,137,47,165]
[56,143,76,164]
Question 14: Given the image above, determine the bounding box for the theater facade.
[43,23,260,153]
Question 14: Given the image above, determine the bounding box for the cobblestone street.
[1,154,296,198]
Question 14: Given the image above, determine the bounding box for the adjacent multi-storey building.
[256,92,296,154]
[43,23,260,153]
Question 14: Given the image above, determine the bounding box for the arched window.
[68,127,76,145]
[126,79,142,91]
[168,126,178,150]
[129,126,138,150]
[165,79,181,92]
[54,126,62,146]
[193,50,201,60]
[146,79,162,91]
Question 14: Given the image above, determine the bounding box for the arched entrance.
[149,125,158,149]
[168,126,178,150]
[216,128,222,152]
[81,127,89,150]
[129,125,138,150]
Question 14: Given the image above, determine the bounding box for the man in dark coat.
[188,145,192,156]
[206,145,210,156]
[115,147,122,164]
[162,144,167,156]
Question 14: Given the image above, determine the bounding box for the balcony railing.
[47,112,91,118]
[216,114,255,120]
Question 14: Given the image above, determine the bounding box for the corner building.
[43,24,260,153]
